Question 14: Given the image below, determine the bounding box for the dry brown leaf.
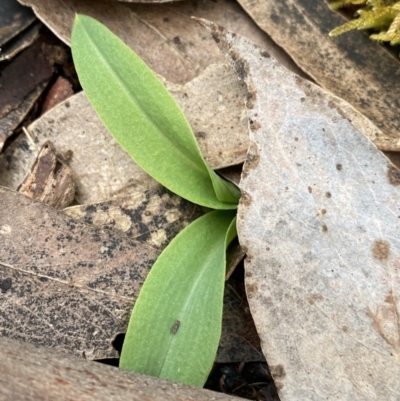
[27,64,249,204]
[234,0,400,151]
[18,140,75,209]
[203,20,400,400]
[0,336,247,401]
[17,0,302,84]
[0,186,158,359]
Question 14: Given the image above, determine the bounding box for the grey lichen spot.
[372,240,390,261]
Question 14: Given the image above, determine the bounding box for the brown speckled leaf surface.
[0,186,158,359]
[234,0,400,151]
[17,0,302,84]
[202,21,400,400]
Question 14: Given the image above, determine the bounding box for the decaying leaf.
[0,0,36,47]
[0,21,41,61]
[17,0,302,84]
[234,0,400,151]
[27,64,249,204]
[203,21,400,400]
[18,140,75,209]
[0,37,54,151]
[0,336,247,401]
[0,132,38,190]
[0,186,158,359]
[64,185,202,250]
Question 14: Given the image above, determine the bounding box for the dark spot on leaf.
[300,97,305,102]
[65,101,70,108]
[240,192,252,207]
[372,240,390,261]
[172,36,181,45]
[249,119,261,132]
[336,164,342,171]
[0,278,12,293]
[322,224,328,233]
[260,50,270,58]
[246,282,258,299]
[325,192,331,198]
[387,164,400,185]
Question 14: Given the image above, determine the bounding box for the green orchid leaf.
[119,210,237,387]
[71,14,239,210]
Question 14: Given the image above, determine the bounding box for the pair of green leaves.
[71,15,239,386]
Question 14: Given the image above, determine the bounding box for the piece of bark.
[0,336,244,401]
[234,0,400,151]
[27,64,249,204]
[18,140,75,209]
[17,0,303,84]
[202,20,400,400]
[0,132,38,190]
[0,21,41,61]
[0,0,36,47]
[41,76,74,114]
[0,186,158,359]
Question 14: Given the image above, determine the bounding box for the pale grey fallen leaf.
[27,64,249,204]
[0,186,158,359]
[17,0,301,85]
[202,20,400,401]
[234,0,400,151]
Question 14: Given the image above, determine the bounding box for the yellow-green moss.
[329,0,400,46]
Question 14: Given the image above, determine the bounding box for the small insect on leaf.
[171,320,180,335]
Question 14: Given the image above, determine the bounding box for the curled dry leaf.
[0,132,38,190]
[27,64,248,204]
[0,0,36,47]
[0,186,158,359]
[235,0,400,151]
[0,38,54,152]
[18,140,75,209]
[203,20,400,400]
[17,0,302,84]
[0,336,247,401]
